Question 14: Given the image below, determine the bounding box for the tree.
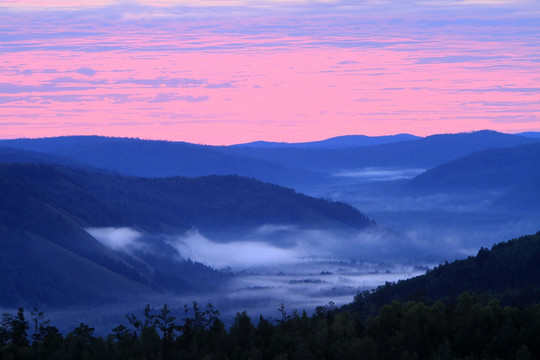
[1,307,29,347]
[65,323,95,360]
[230,311,254,352]
[157,304,176,360]
[31,307,50,343]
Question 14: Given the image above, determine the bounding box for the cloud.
[458,86,540,93]
[86,227,143,251]
[416,55,510,64]
[49,77,108,85]
[115,77,207,88]
[206,82,234,89]
[0,92,207,105]
[167,229,299,269]
[75,67,97,77]
[148,93,209,103]
[0,82,95,94]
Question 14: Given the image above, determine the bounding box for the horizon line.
[1,129,538,147]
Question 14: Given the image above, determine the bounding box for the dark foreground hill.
[350,231,540,314]
[0,162,371,307]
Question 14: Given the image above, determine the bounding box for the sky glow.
[1,0,540,144]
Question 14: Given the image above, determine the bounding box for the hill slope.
[0,163,371,233]
[407,142,540,211]
[518,131,540,139]
[0,163,372,307]
[409,142,540,191]
[351,231,540,313]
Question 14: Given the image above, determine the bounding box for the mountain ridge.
[221,130,540,172]
[2,131,538,188]
[231,133,420,149]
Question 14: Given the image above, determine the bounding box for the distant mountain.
[232,134,420,149]
[0,145,102,171]
[350,231,540,312]
[222,130,540,172]
[410,142,540,191]
[517,131,540,139]
[2,132,536,189]
[0,163,372,307]
[408,142,540,210]
[0,136,325,187]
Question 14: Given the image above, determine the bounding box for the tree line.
[1,293,539,360]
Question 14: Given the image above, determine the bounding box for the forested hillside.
[349,231,540,315]
[0,162,372,307]
[3,233,540,359]
[0,163,371,234]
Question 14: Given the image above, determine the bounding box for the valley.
[1,130,539,333]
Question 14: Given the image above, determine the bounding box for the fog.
[332,167,426,182]
[66,165,540,334]
[76,222,432,335]
[302,179,540,262]
[86,227,144,252]
[13,260,426,336]
[87,222,430,271]
[168,229,299,269]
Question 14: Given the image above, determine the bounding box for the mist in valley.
[32,165,531,333]
[3,161,537,335]
[27,216,425,334]
[303,167,540,261]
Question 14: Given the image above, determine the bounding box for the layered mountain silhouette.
[1,130,538,308]
[231,134,420,149]
[0,137,324,187]
[0,162,371,307]
[2,131,537,187]
[222,130,539,172]
[518,131,540,139]
[408,142,540,210]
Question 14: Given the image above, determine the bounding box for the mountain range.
[1,130,540,308]
[231,133,420,149]
[2,131,538,186]
[222,130,539,173]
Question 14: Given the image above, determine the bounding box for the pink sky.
[1,1,540,144]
